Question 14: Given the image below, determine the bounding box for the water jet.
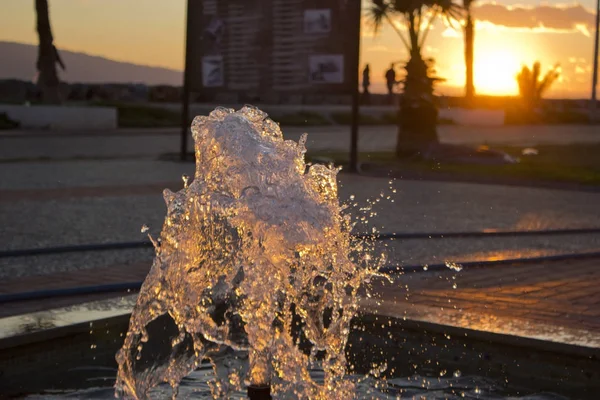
[3,107,598,399]
[114,106,383,398]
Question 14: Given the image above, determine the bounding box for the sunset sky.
[1,0,598,98]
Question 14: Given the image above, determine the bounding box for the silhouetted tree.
[35,0,65,104]
[463,0,475,103]
[516,62,560,110]
[368,0,461,155]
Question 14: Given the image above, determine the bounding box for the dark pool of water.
[24,364,568,399]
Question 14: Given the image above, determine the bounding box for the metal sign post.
[592,0,599,106]
[180,0,194,161]
[348,0,361,174]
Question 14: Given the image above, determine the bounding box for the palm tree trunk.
[464,13,475,105]
[35,0,61,104]
[396,10,438,156]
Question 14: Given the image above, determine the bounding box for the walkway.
[365,256,600,347]
[2,256,599,349]
[1,124,600,161]
[1,124,599,349]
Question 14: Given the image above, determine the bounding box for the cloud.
[442,27,461,38]
[473,3,596,33]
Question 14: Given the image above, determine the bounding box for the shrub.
[117,105,181,128]
[0,112,20,130]
[330,112,385,125]
[273,111,331,126]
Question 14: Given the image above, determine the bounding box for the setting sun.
[474,50,521,96]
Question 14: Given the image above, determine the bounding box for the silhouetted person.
[362,64,371,104]
[385,63,397,103]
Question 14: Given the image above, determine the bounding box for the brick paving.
[0,261,150,318]
[2,254,599,345]
[370,257,600,335]
[1,129,600,344]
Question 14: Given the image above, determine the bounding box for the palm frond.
[516,61,560,106]
[390,0,416,14]
[368,0,411,49]
[369,0,463,54]
[367,0,392,36]
[537,64,560,98]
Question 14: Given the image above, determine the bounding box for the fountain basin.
[1,295,598,398]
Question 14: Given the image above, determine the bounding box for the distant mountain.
[0,41,182,85]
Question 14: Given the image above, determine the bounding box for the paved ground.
[1,255,598,348]
[1,124,600,162]
[1,169,600,279]
[0,126,599,346]
[0,261,149,318]
[365,256,600,347]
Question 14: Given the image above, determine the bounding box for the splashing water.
[445,262,463,272]
[115,106,383,399]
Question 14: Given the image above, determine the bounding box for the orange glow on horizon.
[473,49,522,96]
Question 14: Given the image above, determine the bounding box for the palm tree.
[35,0,65,104]
[368,0,462,155]
[463,0,475,103]
[516,62,560,110]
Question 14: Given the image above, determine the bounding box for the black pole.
[247,385,272,400]
[180,0,194,161]
[592,0,599,106]
[349,0,362,173]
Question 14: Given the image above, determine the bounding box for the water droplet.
[423,265,429,271]
[141,224,149,233]
[454,369,462,378]
[452,283,457,289]
[298,132,308,147]
[440,369,447,376]
[115,106,383,398]
[445,262,463,272]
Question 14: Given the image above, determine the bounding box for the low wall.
[151,103,506,127]
[0,104,117,130]
[439,108,505,126]
[2,310,598,398]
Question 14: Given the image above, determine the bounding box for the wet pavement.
[2,171,600,278]
[0,127,599,351]
[366,256,600,348]
[2,256,599,349]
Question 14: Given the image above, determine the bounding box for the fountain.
[2,106,594,400]
[115,106,384,399]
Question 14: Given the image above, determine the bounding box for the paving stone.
[373,258,600,334]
